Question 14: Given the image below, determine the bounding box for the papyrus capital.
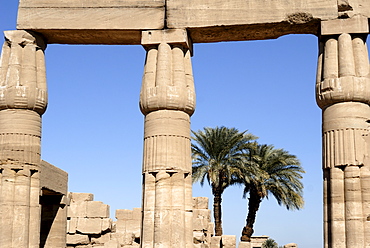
[140,29,195,116]
[0,30,47,115]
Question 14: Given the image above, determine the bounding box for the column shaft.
[0,30,47,248]
[344,166,364,247]
[317,28,370,248]
[140,29,195,248]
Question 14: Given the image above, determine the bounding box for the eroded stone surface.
[16,0,370,43]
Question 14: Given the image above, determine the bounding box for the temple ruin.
[1,0,370,247]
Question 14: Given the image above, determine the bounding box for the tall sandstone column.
[317,18,370,248]
[139,29,195,248]
[0,30,47,248]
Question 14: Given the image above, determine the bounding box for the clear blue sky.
[3,2,367,247]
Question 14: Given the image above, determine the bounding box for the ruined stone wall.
[66,193,297,248]
[66,194,220,248]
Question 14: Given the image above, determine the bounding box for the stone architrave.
[0,30,47,248]
[139,29,195,248]
[317,17,370,248]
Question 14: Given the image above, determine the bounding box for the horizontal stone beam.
[17,0,165,44]
[40,160,68,195]
[16,0,370,44]
[167,0,339,43]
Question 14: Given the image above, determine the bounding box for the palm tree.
[240,144,305,242]
[262,238,279,248]
[192,126,257,236]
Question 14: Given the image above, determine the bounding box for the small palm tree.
[240,144,305,242]
[262,238,279,248]
[192,126,257,236]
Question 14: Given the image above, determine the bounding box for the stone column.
[0,30,47,248]
[317,17,370,248]
[139,29,195,248]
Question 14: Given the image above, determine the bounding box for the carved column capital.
[0,30,47,115]
[139,29,195,116]
[316,33,370,109]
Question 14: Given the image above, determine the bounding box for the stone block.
[104,240,121,248]
[67,218,78,234]
[166,0,339,43]
[193,231,206,244]
[115,219,127,233]
[77,218,103,234]
[111,221,117,232]
[238,242,251,248]
[116,209,133,220]
[68,201,88,218]
[70,192,94,202]
[207,223,215,237]
[193,218,209,231]
[127,219,141,234]
[193,197,209,209]
[222,235,236,248]
[210,236,222,248]
[17,0,165,44]
[193,209,211,220]
[102,218,113,232]
[284,243,298,248]
[92,233,111,244]
[66,234,89,245]
[122,245,140,248]
[114,232,134,246]
[40,160,68,195]
[87,201,110,218]
[142,29,191,49]
[194,244,208,248]
[132,208,141,220]
[321,16,369,35]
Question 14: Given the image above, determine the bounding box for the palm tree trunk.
[212,187,223,236]
[241,188,262,242]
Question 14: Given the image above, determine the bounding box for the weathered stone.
[140,29,195,248]
[238,241,251,248]
[70,192,94,202]
[76,218,104,234]
[317,29,370,247]
[193,218,209,231]
[16,0,370,43]
[76,245,94,248]
[66,234,89,245]
[116,209,133,220]
[40,160,68,195]
[193,209,211,221]
[68,201,88,218]
[321,15,369,35]
[17,0,165,44]
[250,236,269,248]
[87,201,110,218]
[193,231,206,244]
[101,218,113,232]
[193,197,209,209]
[221,235,236,248]
[284,243,298,248]
[194,244,209,248]
[114,232,135,246]
[0,28,69,248]
[92,233,111,245]
[210,236,222,248]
